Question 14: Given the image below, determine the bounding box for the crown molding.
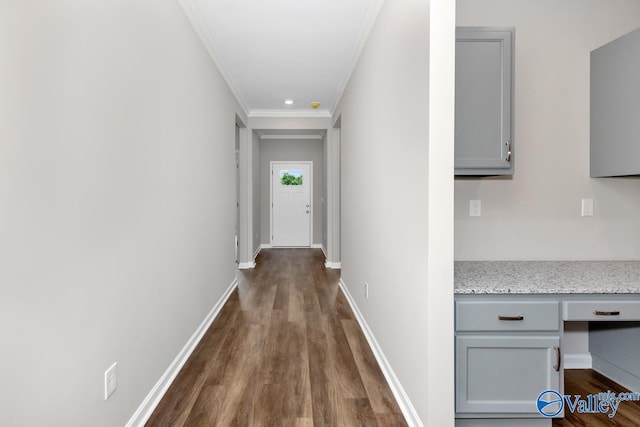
[178,0,249,115]
[248,109,332,118]
[259,135,323,140]
[330,0,385,115]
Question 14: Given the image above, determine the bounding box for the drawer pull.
[497,315,524,321]
[593,310,620,316]
[554,346,561,372]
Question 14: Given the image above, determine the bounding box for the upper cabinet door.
[455,28,514,176]
[590,27,640,177]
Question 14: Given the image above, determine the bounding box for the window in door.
[280,170,303,186]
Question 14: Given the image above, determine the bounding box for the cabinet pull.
[497,315,524,321]
[554,346,561,372]
[593,310,620,316]
[505,140,512,162]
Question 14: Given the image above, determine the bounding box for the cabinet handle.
[554,346,561,372]
[593,310,620,316]
[505,140,512,162]
[497,315,524,321]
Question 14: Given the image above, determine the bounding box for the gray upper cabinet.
[590,27,640,177]
[455,27,514,176]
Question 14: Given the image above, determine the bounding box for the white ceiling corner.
[178,0,250,115]
[179,0,384,118]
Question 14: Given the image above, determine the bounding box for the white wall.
[252,131,261,256]
[0,1,243,426]
[323,134,329,251]
[326,125,342,266]
[238,123,254,267]
[455,0,640,261]
[333,0,455,424]
[259,139,324,246]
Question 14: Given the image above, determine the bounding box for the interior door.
[271,162,311,247]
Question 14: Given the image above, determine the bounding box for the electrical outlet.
[104,362,118,400]
[581,199,594,217]
[364,281,369,299]
[470,200,482,217]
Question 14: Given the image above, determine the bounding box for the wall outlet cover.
[104,362,118,400]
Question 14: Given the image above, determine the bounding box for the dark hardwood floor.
[146,248,407,427]
[553,369,640,427]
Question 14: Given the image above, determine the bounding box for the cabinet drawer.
[563,300,640,321]
[456,301,559,332]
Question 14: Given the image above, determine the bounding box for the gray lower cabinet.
[455,298,561,426]
[455,27,514,176]
[456,335,560,414]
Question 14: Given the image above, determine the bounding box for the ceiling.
[180,0,384,117]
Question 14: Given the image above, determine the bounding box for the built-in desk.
[454,261,640,427]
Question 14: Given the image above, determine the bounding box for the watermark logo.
[537,390,564,417]
[537,389,640,418]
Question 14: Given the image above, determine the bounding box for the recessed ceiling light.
[284,99,294,105]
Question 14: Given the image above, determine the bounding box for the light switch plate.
[470,200,481,217]
[581,199,594,217]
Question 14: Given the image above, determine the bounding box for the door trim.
[270,161,313,247]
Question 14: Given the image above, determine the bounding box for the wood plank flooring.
[553,369,640,427]
[146,248,407,427]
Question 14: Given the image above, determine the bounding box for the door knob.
[306,211,309,214]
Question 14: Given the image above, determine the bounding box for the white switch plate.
[104,362,118,400]
[470,200,481,217]
[581,199,594,217]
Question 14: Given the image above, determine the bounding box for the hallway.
[146,249,407,426]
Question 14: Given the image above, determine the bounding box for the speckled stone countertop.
[455,261,640,294]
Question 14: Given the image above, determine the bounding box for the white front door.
[271,162,311,247]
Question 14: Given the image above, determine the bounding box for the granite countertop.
[455,261,640,294]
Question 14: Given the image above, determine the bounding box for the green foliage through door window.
[280,170,303,186]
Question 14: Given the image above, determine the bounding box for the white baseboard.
[125,278,238,427]
[263,244,322,249]
[320,245,327,258]
[238,261,255,269]
[592,354,640,393]
[563,353,592,369]
[339,279,423,427]
[253,245,261,260]
[321,245,341,269]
